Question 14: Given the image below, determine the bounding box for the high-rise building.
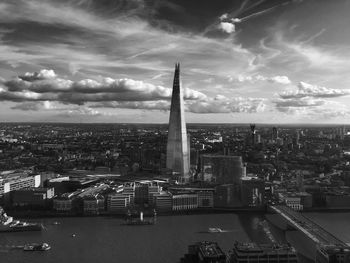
[166,63,190,181]
[272,126,278,141]
[240,176,265,207]
[200,155,245,184]
[250,124,256,145]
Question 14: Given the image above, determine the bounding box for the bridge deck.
[270,205,347,247]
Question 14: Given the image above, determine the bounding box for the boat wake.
[197,227,235,234]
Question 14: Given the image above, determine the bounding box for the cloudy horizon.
[0,0,350,124]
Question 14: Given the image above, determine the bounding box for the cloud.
[219,13,228,21]
[187,96,266,114]
[280,81,350,99]
[261,27,350,75]
[274,97,325,108]
[0,0,255,80]
[10,100,103,116]
[0,69,207,104]
[11,101,48,111]
[91,100,170,111]
[19,69,57,81]
[218,22,236,33]
[231,18,242,23]
[58,107,102,117]
[275,100,350,120]
[231,74,291,84]
[268,75,291,85]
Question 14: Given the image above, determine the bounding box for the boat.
[208,227,224,233]
[208,227,231,233]
[0,207,42,232]
[23,243,51,251]
[124,210,156,226]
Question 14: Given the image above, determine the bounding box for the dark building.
[229,242,298,262]
[240,177,265,207]
[181,241,226,263]
[250,124,256,145]
[272,127,278,141]
[214,184,242,208]
[11,187,54,207]
[201,155,245,184]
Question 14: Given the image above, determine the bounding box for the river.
[0,212,348,263]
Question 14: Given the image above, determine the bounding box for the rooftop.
[197,242,225,259]
[233,242,297,256]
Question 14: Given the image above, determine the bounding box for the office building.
[201,155,244,184]
[172,193,198,211]
[107,193,130,214]
[181,241,226,263]
[83,195,105,215]
[229,242,298,262]
[153,192,173,212]
[166,63,190,181]
[11,187,54,207]
[240,177,265,207]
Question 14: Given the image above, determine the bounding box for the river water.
[0,212,348,263]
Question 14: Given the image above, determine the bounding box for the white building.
[172,193,198,211]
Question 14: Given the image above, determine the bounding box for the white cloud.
[0,0,255,81]
[91,100,170,111]
[280,81,350,99]
[218,22,235,33]
[274,97,325,108]
[1,70,207,104]
[219,13,228,21]
[187,96,266,114]
[275,100,350,120]
[269,75,291,85]
[233,74,291,84]
[10,100,103,116]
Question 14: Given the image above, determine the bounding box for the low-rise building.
[53,198,74,212]
[172,193,198,211]
[11,187,54,207]
[107,193,130,214]
[197,191,214,208]
[278,192,313,211]
[153,192,172,212]
[83,195,105,215]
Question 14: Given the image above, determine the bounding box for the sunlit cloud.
[280,81,350,99]
[1,70,207,105]
[0,0,349,123]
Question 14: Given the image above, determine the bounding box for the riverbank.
[5,207,267,219]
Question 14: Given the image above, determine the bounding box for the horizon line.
[0,121,349,126]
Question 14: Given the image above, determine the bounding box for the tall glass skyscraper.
[166,63,189,181]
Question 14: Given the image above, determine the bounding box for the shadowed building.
[166,63,189,181]
[200,155,245,184]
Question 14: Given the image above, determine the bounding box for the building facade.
[166,63,190,181]
[201,155,244,184]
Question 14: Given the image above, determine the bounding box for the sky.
[0,0,350,124]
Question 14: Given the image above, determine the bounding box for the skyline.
[0,0,350,123]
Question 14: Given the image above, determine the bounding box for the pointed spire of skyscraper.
[166,63,189,181]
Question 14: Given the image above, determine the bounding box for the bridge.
[269,205,348,247]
